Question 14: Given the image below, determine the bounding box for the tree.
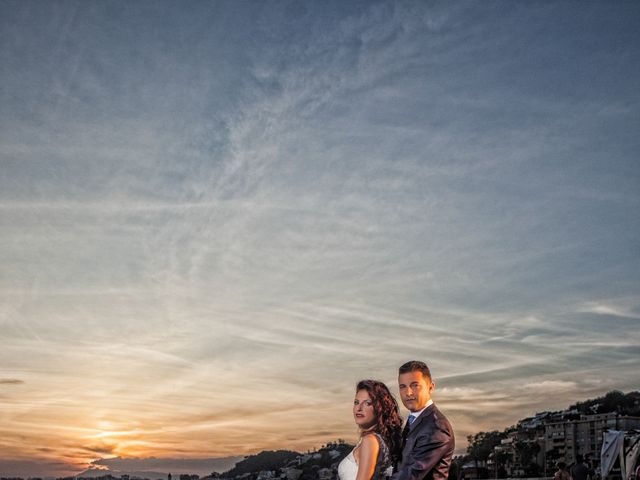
[514,441,541,476]
[467,431,507,467]
[570,390,640,416]
[493,450,510,479]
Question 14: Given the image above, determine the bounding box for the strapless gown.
[338,435,392,480]
[338,448,358,480]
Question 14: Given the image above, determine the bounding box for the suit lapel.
[406,403,435,437]
[401,420,411,443]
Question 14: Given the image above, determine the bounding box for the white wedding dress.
[338,437,392,480]
[338,447,359,480]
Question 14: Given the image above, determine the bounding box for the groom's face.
[398,370,434,412]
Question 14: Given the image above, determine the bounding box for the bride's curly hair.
[356,379,403,466]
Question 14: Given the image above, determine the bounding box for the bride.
[338,379,403,480]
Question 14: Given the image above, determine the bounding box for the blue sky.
[1,1,639,476]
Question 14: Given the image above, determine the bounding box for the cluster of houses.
[211,442,352,480]
[463,411,640,479]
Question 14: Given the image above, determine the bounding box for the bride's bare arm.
[355,434,380,480]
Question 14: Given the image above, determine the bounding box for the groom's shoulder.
[431,405,453,433]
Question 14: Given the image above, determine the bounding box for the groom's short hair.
[399,360,432,380]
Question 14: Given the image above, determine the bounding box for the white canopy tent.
[601,430,640,479]
[624,434,640,480]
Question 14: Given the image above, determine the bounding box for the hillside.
[569,390,640,416]
[218,442,353,480]
[221,450,300,477]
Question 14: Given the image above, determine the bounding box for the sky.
[1,0,640,477]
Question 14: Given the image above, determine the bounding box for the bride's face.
[353,389,377,429]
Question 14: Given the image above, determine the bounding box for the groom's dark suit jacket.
[392,403,455,480]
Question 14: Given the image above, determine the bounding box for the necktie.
[400,415,416,456]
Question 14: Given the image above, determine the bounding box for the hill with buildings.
[458,390,640,479]
[215,441,352,480]
[218,451,300,478]
[570,390,640,416]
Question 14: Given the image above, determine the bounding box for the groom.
[392,360,455,480]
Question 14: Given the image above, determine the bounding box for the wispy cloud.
[0,378,25,385]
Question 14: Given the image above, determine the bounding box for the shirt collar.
[409,399,433,420]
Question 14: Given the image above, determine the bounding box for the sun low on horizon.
[1,1,639,477]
